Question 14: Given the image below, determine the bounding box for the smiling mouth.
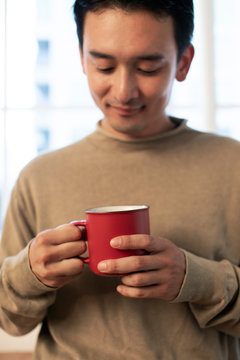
[110,105,145,117]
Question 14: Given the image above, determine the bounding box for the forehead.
[83,8,177,58]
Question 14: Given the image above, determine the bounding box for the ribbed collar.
[85,117,191,152]
[96,117,188,143]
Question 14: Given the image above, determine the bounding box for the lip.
[111,105,144,116]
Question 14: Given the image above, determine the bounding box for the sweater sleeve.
[0,179,57,336]
[173,250,240,337]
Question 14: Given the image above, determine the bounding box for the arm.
[0,183,86,336]
[174,250,240,336]
[97,234,240,337]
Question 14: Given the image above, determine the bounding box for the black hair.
[73,0,194,61]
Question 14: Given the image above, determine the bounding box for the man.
[1,1,240,359]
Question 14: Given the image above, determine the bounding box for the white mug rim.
[85,205,149,214]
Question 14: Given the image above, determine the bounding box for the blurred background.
[0,0,240,354]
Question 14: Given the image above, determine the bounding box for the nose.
[113,67,139,104]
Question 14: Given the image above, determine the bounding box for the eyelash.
[97,67,114,73]
[97,67,160,75]
[139,68,160,75]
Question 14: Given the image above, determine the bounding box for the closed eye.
[97,67,114,73]
[138,68,161,75]
[96,67,161,75]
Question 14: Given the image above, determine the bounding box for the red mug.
[71,205,150,276]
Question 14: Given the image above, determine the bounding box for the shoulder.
[175,126,240,181]
[16,133,96,189]
[23,133,94,172]
[184,126,240,157]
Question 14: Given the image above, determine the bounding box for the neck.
[100,115,177,140]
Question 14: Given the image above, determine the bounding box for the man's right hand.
[29,224,87,288]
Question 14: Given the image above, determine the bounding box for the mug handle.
[71,220,90,264]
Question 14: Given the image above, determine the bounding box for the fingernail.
[98,261,107,272]
[110,238,121,248]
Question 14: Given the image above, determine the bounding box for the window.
[0,0,240,229]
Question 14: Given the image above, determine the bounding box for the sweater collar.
[84,117,190,153]
[95,117,188,144]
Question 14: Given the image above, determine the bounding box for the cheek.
[87,75,110,100]
[142,81,167,103]
[145,73,175,103]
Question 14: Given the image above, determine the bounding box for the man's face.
[80,8,193,138]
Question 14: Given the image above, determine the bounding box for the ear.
[79,44,86,74]
[175,44,195,82]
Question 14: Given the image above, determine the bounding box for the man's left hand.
[97,235,186,301]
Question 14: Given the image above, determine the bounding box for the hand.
[98,235,186,301]
[29,224,87,288]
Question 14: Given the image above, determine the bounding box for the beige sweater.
[1,119,240,359]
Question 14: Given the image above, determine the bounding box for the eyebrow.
[89,51,114,59]
[89,50,165,62]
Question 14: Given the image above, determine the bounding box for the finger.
[53,224,84,244]
[117,281,179,301]
[110,235,167,253]
[97,253,163,274]
[121,270,162,288]
[37,224,83,246]
[116,284,162,299]
[42,274,82,289]
[31,256,85,288]
[53,241,87,261]
[45,257,85,278]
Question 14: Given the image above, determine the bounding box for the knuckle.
[78,261,84,272]
[118,235,129,247]
[41,266,53,280]
[39,249,53,265]
[142,235,153,251]
[58,223,82,240]
[79,263,85,274]
[144,235,152,247]
[71,224,82,239]
[40,251,49,263]
[166,258,176,272]
[79,241,87,253]
[132,256,145,271]
[131,273,143,287]
[134,288,146,298]
[75,259,84,272]
[109,260,118,272]
[48,280,60,288]
[160,284,171,299]
[36,231,50,246]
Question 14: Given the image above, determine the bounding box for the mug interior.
[85,205,148,213]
